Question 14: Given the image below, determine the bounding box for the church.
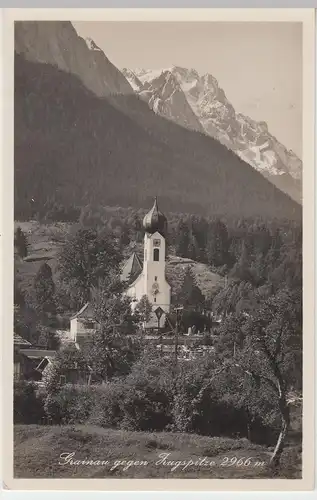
[123,197,171,328]
[69,197,171,341]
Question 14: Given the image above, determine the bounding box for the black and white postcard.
[1,7,315,492]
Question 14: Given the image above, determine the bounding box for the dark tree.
[132,215,143,243]
[176,267,205,310]
[14,227,28,258]
[215,288,302,469]
[37,325,60,350]
[119,224,131,247]
[33,262,56,316]
[58,229,122,307]
[176,220,190,258]
[270,228,283,261]
[229,241,254,284]
[206,219,230,267]
[86,277,141,381]
[187,233,201,261]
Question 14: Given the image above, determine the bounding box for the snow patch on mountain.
[85,37,102,51]
[123,65,302,201]
[122,68,204,133]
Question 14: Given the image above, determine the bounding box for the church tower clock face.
[151,281,160,296]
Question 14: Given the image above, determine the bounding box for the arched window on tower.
[153,248,160,261]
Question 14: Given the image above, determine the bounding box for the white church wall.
[143,231,171,316]
[70,318,77,341]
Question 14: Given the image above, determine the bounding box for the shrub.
[117,352,174,431]
[169,364,233,435]
[44,385,94,424]
[87,382,125,428]
[119,380,171,431]
[37,345,290,448]
[14,381,45,424]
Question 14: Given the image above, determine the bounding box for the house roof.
[70,302,95,320]
[23,253,54,263]
[127,271,144,290]
[120,252,143,283]
[14,333,32,347]
[19,349,57,359]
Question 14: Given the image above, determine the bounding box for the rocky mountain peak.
[124,67,204,133]
[15,21,301,203]
[15,21,134,97]
[126,66,302,202]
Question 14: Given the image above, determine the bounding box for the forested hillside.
[15,54,301,221]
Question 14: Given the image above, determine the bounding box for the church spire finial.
[142,197,167,236]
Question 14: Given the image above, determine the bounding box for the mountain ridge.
[15,21,134,97]
[123,66,302,202]
[14,21,301,221]
[15,20,301,203]
[15,53,301,221]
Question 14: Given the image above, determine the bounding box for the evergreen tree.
[206,219,230,267]
[37,325,60,350]
[187,233,198,261]
[192,216,209,251]
[250,252,266,286]
[132,215,143,242]
[14,227,28,258]
[230,241,254,284]
[251,223,272,256]
[119,224,131,247]
[176,267,204,310]
[33,262,56,316]
[14,279,25,308]
[176,220,190,258]
[14,303,38,343]
[270,228,283,261]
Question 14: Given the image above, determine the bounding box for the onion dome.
[142,197,167,236]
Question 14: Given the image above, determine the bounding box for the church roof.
[120,252,143,284]
[143,197,167,236]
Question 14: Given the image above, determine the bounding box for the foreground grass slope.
[14,425,301,479]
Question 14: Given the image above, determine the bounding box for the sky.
[73,21,302,158]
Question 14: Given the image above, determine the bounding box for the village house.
[14,332,56,381]
[69,303,97,345]
[36,354,93,386]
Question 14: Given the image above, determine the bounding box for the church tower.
[125,198,171,328]
[142,197,171,324]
